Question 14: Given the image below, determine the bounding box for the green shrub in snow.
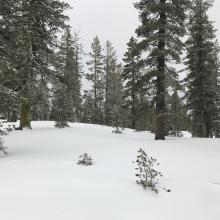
[134,148,162,193]
[77,153,93,166]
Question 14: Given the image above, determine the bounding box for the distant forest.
[0,0,219,140]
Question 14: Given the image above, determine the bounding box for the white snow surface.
[0,121,220,220]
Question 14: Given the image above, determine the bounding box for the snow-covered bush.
[134,148,162,193]
[6,125,15,133]
[77,153,93,166]
[0,138,7,155]
[0,124,16,135]
[0,123,16,155]
[54,121,69,128]
[112,126,123,134]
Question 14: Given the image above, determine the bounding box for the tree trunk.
[201,113,209,138]
[131,66,136,130]
[155,0,166,140]
[20,96,31,129]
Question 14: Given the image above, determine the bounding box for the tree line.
[0,0,219,140]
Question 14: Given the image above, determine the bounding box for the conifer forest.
[0,1,220,220]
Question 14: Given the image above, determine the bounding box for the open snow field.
[0,121,220,220]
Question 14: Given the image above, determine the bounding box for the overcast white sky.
[65,0,220,60]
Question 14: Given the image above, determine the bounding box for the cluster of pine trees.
[83,37,124,130]
[0,0,219,139]
[127,0,220,139]
[0,0,70,127]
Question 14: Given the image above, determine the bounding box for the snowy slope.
[0,121,220,220]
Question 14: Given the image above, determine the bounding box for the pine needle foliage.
[134,0,191,140]
[185,0,220,137]
[77,153,93,166]
[134,148,163,193]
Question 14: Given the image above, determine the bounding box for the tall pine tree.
[122,37,142,129]
[16,0,69,128]
[0,0,21,122]
[104,41,118,126]
[111,64,124,131]
[185,0,219,137]
[86,36,105,124]
[134,0,190,140]
[55,29,82,123]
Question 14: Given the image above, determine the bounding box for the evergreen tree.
[16,0,69,129]
[134,0,190,140]
[54,29,82,123]
[111,64,124,132]
[104,41,118,126]
[0,0,20,122]
[71,32,83,122]
[86,36,105,124]
[212,41,220,137]
[185,0,219,137]
[122,37,143,129]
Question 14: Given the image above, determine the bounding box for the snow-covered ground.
[0,121,220,220]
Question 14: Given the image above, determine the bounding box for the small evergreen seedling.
[112,126,123,134]
[55,121,69,128]
[134,148,162,193]
[77,153,93,166]
[0,138,7,155]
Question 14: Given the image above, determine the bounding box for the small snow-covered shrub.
[0,138,7,155]
[0,124,16,135]
[0,124,15,155]
[6,125,16,133]
[134,148,162,193]
[54,121,69,128]
[77,153,93,166]
[112,126,123,134]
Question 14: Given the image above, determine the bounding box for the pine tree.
[0,0,20,122]
[71,32,83,122]
[122,37,142,129]
[111,64,124,132]
[104,41,118,126]
[185,0,219,137]
[134,148,163,193]
[86,36,105,124]
[54,29,82,123]
[16,0,70,129]
[134,0,190,140]
[212,41,220,137]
